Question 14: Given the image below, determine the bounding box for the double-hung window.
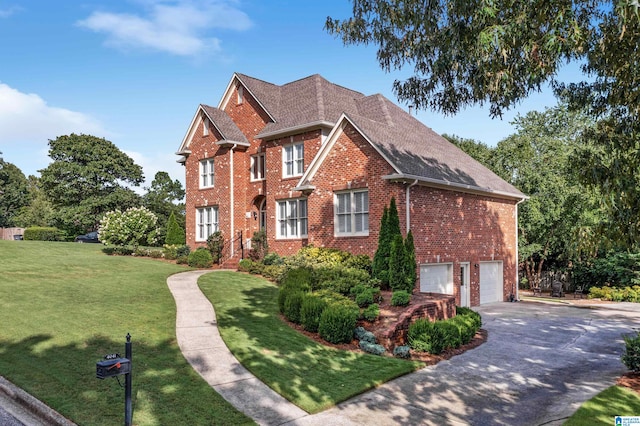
[335,190,369,236]
[251,153,265,181]
[196,206,219,242]
[277,199,307,239]
[282,143,304,178]
[200,158,214,188]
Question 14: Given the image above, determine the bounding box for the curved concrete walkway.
[167,270,308,426]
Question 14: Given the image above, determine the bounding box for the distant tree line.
[0,134,185,245]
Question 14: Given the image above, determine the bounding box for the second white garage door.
[419,263,454,295]
[479,261,503,304]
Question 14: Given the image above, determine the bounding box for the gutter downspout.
[230,144,237,258]
[515,198,526,301]
[406,180,419,233]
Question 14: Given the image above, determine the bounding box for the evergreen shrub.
[361,303,380,321]
[165,212,186,245]
[283,290,305,324]
[391,290,411,306]
[623,332,640,373]
[318,302,359,344]
[359,341,386,356]
[393,345,411,359]
[24,227,63,241]
[300,294,328,333]
[188,248,213,268]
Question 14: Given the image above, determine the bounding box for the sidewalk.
[167,270,309,426]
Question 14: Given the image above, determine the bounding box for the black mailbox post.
[96,333,132,426]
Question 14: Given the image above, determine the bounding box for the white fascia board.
[383,173,529,201]
[218,73,276,123]
[177,106,205,154]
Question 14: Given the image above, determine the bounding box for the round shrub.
[391,290,411,306]
[362,303,380,322]
[262,252,283,266]
[358,330,376,344]
[393,345,411,359]
[354,326,368,340]
[300,294,328,333]
[163,244,178,260]
[355,288,375,307]
[176,245,191,257]
[283,290,305,324]
[238,258,254,272]
[176,255,188,264]
[318,302,359,344]
[188,248,213,268]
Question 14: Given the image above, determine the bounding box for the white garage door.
[479,261,503,304]
[419,263,453,295]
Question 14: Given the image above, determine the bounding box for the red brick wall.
[183,81,518,306]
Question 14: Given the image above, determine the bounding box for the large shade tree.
[0,153,30,227]
[39,134,143,236]
[327,1,640,249]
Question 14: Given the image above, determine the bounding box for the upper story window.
[282,142,304,178]
[251,153,266,181]
[203,118,209,136]
[196,206,218,242]
[335,189,369,236]
[237,86,244,104]
[277,198,307,239]
[200,158,215,188]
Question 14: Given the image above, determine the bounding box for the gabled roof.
[183,72,526,200]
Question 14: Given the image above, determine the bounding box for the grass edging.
[198,271,424,413]
[564,385,640,425]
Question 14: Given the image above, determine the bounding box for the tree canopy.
[39,134,143,236]
[326,0,638,118]
[0,154,30,227]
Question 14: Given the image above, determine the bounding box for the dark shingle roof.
[201,104,248,144]
[232,73,524,198]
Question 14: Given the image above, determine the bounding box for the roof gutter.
[514,197,527,302]
[406,179,418,234]
[383,173,528,201]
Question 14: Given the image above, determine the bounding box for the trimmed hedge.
[318,302,359,344]
[24,227,63,241]
[283,291,305,324]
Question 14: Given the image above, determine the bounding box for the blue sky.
[0,0,581,188]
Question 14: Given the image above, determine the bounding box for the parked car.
[75,231,100,243]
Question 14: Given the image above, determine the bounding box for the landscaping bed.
[282,289,487,363]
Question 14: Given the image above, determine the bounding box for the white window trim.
[334,189,369,237]
[282,142,304,178]
[199,158,215,189]
[203,118,209,136]
[276,198,308,239]
[250,153,266,181]
[195,206,219,242]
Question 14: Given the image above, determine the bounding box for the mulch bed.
[283,289,488,363]
[618,373,640,395]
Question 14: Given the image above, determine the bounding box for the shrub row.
[572,251,640,289]
[24,227,64,241]
[407,307,482,355]
[589,285,640,303]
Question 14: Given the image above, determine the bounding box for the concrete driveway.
[292,301,640,426]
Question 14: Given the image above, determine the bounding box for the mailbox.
[96,358,131,379]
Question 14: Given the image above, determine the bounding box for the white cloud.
[0,83,107,145]
[124,150,185,195]
[77,0,252,56]
[0,5,20,18]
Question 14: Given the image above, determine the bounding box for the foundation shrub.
[176,245,191,257]
[300,294,328,333]
[261,264,287,282]
[176,255,188,264]
[187,248,213,268]
[149,249,163,258]
[409,308,482,354]
[283,291,305,324]
[355,287,375,307]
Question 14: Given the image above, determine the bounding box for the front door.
[259,199,267,232]
[459,262,470,307]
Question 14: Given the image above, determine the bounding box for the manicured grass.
[564,385,640,425]
[0,240,253,425]
[198,271,425,413]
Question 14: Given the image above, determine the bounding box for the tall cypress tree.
[165,211,186,245]
[372,205,390,284]
[388,197,401,237]
[404,230,417,292]
[388,234,407,291]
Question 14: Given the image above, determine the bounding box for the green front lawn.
[565,385,640,425]
[198,271,424,413]
[0,241,253,425]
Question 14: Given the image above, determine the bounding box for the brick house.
[176,73,527,306]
